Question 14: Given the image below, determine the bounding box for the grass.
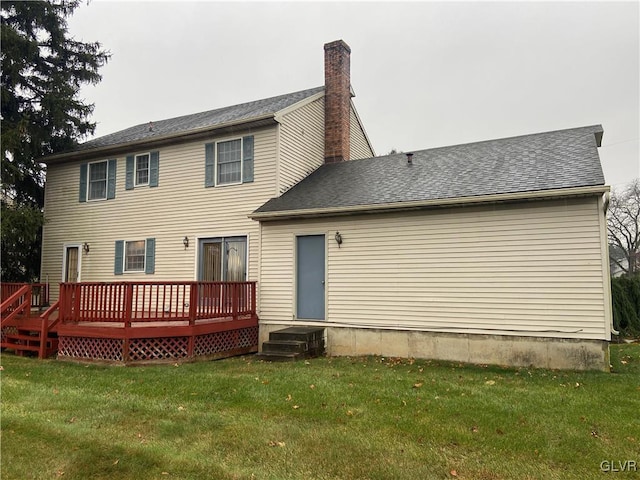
[1,344,639,480]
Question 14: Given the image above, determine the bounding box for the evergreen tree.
[1,0,109,281]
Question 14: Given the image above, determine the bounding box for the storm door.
[64,246,80,282]
[296,235,325,320]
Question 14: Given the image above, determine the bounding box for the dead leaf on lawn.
[0,365,4,371]
[292,405,300,410]
[471,426,479,433]
[268,441,286,447]
[485,380,495,385]
[413,382,423,388]
[286,394,292,401]
[53,388,59,395]
[113,459,119,465]
[68,417,76,424]
[450,469,458,477]
[177,405,185,411]
[309,384,316,389]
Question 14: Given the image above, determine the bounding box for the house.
[40,41,373,301]
[251,125,613,371]
[38,40,613,369]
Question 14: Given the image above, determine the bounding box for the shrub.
[611,275,640,337]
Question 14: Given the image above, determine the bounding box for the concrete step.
[262,339,308,354]
[254,351,302,362]
[269,327,324,343]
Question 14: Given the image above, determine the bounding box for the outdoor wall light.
[83,242,90,254]
[183,236,189,249]
[334,231,343,248]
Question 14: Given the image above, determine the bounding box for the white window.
[216,139,242,185]
[88,161,108,200]
[124,240,146,272]
[135,153,150,186]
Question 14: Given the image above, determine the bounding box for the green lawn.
[1,344,639,480]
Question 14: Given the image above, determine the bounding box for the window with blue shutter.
[126,152,159,189]
[205,143,215,187]
[149,151,159,187]
[114,240,124,275]
[145,238,155,274]
[205,135,254,187]
[115,238,156,274]
[107,159,117,199]
[242,135,254,183]
[125,155,134,190]
[79,163,88,202]
[81,160,116,202]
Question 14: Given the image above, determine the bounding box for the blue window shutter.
[205,143,215,187]
[149,151,159,187]
[107,159,117,199]
[243,135,254,183]
[145,238,156,274]
[114,240,124,275]
[125,155,134,190]
[79,163,88,202]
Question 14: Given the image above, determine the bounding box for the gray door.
[296,235,325,320]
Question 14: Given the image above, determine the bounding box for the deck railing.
[58,281,257,325]
[1,283,49,310]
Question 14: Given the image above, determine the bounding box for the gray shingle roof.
[253,125,605,217]
[76,86,324,151]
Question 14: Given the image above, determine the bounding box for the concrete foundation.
[259,324,610,371]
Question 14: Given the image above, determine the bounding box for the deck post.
[251,282,256,318]
[123,283,134,362]
[189,282,198,326]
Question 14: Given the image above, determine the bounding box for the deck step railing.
[1,283,49,310]
[59,281,257,325]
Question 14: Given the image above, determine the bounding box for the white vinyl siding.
[349,104,374,160]
[278,97,325,195]
[277,97,375,195]
[258,197,609,340]
[41,126,276,300]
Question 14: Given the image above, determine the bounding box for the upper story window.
[205,135,254,188]
[135,154,150,186]
[126,151,159,190]
[217,139,242,185]
[79,159,117,202]
[88,160,108,200]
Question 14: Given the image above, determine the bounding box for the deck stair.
[256,327,325,361]
[1,317,59,358]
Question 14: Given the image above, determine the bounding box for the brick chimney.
[324,40,351,163]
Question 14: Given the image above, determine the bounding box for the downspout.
[603,191,619,335]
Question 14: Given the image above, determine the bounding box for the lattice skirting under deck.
[57,325,259,363]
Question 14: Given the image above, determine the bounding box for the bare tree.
[608,179,640,276]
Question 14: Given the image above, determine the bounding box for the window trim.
[87,159,109,201]
[215,137,243,187]
[134,153,150,187]
[123,239,147,273]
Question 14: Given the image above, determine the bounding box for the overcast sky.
[67,1,639,188]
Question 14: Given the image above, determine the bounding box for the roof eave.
[42,114,278,164]
[249,185,610,221]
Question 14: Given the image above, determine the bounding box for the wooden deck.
[1,281,259,363]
